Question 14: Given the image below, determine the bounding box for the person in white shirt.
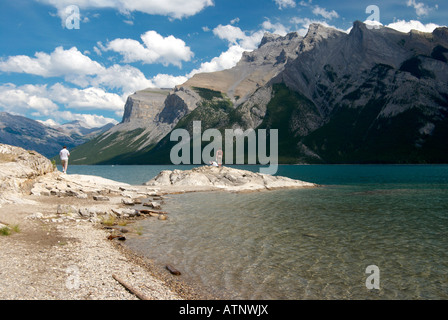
[59,146,70,174]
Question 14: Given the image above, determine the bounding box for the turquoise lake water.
[68,165,448,299]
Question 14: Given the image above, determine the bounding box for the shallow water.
[70,165,448,299]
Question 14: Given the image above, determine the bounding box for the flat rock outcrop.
[145,166,317,192]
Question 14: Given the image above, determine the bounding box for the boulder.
[57,205,78,215]
[121,198,135,205]
[143,201,161,210]
[93,195,110,201]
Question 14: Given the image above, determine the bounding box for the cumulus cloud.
[0,84,59,117]
[212,24,265,51]
[188,45,247,77]
[0,83,124,113]
[151,74,188,88]
[106,30,194,67]
[37,0,214,21]
[406,0,436,17]
[0,46,103,79]
[91,64,154,95]
[262,20,290,36]
[0,46,155,95]
[312,5,339,20]
[297,1,339,21]
[52,111,119,128]
[387,20,443,33]
[0,83,122,126]
[47,83,125,111]
[274,0,296,9]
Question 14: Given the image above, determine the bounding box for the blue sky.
[0,0,446,127]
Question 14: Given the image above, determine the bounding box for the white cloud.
[0,83,121,126]
[37,114,118,128]
[298,1,339,21]
[188,45,247,77]
[312,5,339,20]
[298,0,312,7]
[37,0,214,20]
[274,0,296,9]
[213,24,249,45]
[52,110,118,127]
[0,83,59,116]
[213,24,264,50]
[106,30,194,67]
[387,20,443,33]
[91,64,154,95]
[262,20,290,36]
[230,17,240,25]
[0,83,125,114]
[151,74,188,88]
[0,46,103,79]
[37,119,60,127]
[406,0,435,17]
[0,47,155,95]
[48,83,125,111]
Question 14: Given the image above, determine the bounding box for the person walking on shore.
[59,146,70,174]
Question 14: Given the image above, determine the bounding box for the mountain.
[68,88,179,164]
[70,21,448,165]
[0,112,113,158]
[55,120,115,137]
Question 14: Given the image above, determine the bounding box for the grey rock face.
[122,89,170,124]
[157,86,201,124]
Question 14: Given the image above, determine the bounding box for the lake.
[68,164,448,299]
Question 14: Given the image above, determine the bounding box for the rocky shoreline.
[0,144,196,300]
[0,143,316,300]
[0,177,215,300]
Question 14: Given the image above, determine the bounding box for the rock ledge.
[145,166,317,192]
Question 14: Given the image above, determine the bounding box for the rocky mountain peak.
[433,27,448,43]
[259,32,283,47]
[121,88,170,124]
[299,23,346,53]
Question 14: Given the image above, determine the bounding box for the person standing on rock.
[216,148,223,167]
[59,146,70,174]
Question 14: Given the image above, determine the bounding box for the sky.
[0,0,446,128]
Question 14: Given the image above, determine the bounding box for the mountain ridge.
[69,21,448,165]
[0,112,114,158]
